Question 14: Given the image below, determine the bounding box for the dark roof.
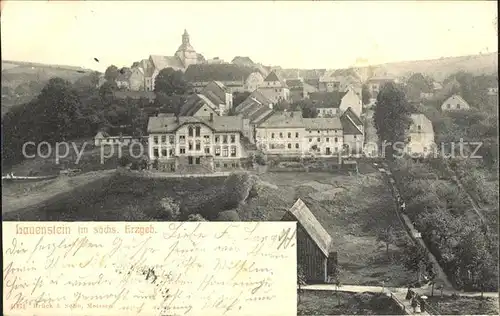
[235,90,273,113]
[113,91,156,100]
[148,115,244,133]
[201,81,228,105]
[285,79,303,89]
[304,78,320,88]
[284,199,333,257]
[184,64,253,82]
[179,94,218,116]
[342,107,363,126]
[308,91,347,108]
[340,109,363,135]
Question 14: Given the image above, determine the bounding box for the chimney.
[209,113,214,122]
[175,114,180,123]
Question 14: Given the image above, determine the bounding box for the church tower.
[175,29,198,68]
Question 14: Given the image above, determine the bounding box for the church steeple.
[182,29,190,45]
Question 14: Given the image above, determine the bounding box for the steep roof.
[305,78,319,88]
[309,91,347,108]
[231,56,254,66]
[148,115,243,133]
[235,90,273,113]
[264,71,287,86]
[409,113,434,134]
[149,55,184,71]
[201,81,228,105]
[442,94,470,107]
[285,198,333,257]
[340,108,363,135]
[184,64,253,82]
[178,94,218,116]
[285,79,304,89]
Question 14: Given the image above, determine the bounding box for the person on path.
[411,297,418,313]
[406,285,413,300]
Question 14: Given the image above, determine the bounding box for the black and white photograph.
[1,1,499,315]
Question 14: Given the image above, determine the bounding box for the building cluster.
[94,29,500,170]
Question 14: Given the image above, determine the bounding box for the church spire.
[182,29,190,45]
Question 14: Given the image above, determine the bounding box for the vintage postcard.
[1,1,499,315]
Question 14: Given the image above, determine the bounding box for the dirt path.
[2,170,115,214]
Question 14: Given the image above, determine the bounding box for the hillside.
[279,52,498,82]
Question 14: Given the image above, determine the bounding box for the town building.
[178,94,221,117]
[318,68,363,97]
[365,76,397,99]
[184,64,263,93]
[258,71,290,103]
[244,72,265,92]
[406,114,435,157]
[234,90,275,142]
[147,114,250,173]
[94,131,143,147]
[441,94,471,112]
[231,56,255,67]
[340,107,364,156]
[285,78,319,102]
[255,111,345,157]
[309,87,363,118]
[281,198,337,283]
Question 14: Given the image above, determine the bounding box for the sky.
[1,1,498,72]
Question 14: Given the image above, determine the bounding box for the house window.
[195,140,201,150]
[334,137,338,143]
[230,147,236,157]
[288,132,291,138]
[447,104,451,109]
[309,131,311,133]
[457,104,461,109]
[153,148,159,157]
[418,125,421,131]
[317,131,320,134]
[215,147,221,156]
[222,147,228,157]
[188,156,193,165]
[408,136,412,142]
[179,135,185,144]
[230,135,236,143]
[353,135,357,140]
[180,147,186,154]
[271,144,275,149]
[215,136,220,142]
[279,132,283,138]
[195,157,200,164]
[326,137,330,142]
[295,132,299,138]
[161,149,167,157]
[271,133,275,139]
[161,136,167,143]
[188,142,193,150]
[204,147,210,154]
[195,126,201,137]
[169,149,173,156]
[223,135,228,143]
[288,143,291,149]
[188,126,194,137]
[317,137,320,142]
[309,138,312,142]
[153,136,158,144]
[295,143,299,149]
[169,136,174,144]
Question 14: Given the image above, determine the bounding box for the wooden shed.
[281,198,337,283]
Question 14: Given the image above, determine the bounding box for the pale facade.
[147,115,248,172]
[94,132,142,147]
[338,88,363,117]
[259,72,290,103]
[256,127,306,156]
[128,68,145,91]
[441,94,471,111]
[405,114,435,157]
[317,108,339,117]
[244,72,265,92]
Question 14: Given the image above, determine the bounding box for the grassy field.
[298,290,403,315]
[257,168,415,287]
[426,296,499,315]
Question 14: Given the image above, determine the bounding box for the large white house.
[309,87,363,118]
[405,114,435,157]
[147,114,250,172]
[441,94,471,112]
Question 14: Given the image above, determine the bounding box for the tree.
[99,81,118,104]
[104,65,119,82]
[158,197,181,220]
[401,242,429,283]
[361,84,371,105]
[295,99,317,118]
[377,226,396,260]
[373,82,414,159]
[154,67,189,95]
[187,214,207,221]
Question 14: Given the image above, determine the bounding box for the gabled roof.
[305,78,320,88]
[285,198,333,257]
[409,113,434,134]
[235,90,273,113]
[148,115,244,133]
[309,91,347,108]
[184,64,254,83]
[232,56,254,66]
[264,71,287,86]
[285,79,304,89]
[149,55,184,71]
[442,94,470,107]
[340,108,363,135]
[179,94,218,116]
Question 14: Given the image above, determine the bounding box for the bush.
[223,172,256,206]
[157,196,181,220]
[255,151,267,165]
[118,156,131,167]
[187,214,207,221]
[215,210,240,221]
